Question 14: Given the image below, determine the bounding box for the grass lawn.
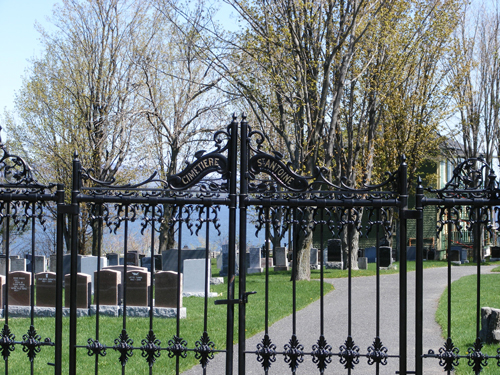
[0,270,333,374]
[435,273,500,374]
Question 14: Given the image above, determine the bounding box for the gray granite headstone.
[247,248,263,274]
[274,247,289,271]
[140,257,151,272]
[480,307,500,344]
[155,271,182,308]
[0,275,4,308]
[36,272,57,307]
[358,257,368,270]
[161,249,205,273]
[0,256,7,276]
[126,252,139,266]
[9,271,31,306]
[26,255,46,273]
[95,269,121,305]
[11,258,26,272]
[126,270,150,307]
[63,254,82,277]
[106,253,119,266]
[64,273,91,308]
[81,256,107,294]
[49,254,57,272]
[310,248,319,268]
[327,239,342,262]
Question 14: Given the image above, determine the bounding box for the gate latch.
[214,291,257,305]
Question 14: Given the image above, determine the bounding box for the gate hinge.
[401,210,421,220]
[58,204,79,215]
[214,291,256,305]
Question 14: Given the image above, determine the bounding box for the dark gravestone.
[141,257,152,272]
[491,246,500,259]
[449,246,461,262]
[49,254,57,272]
[26,255,46,273]
[407,246,416,261]
[327,239,342,262]
[379,246,392,267]
[161,249,205,273]
[153,255,162,271]
[8,271,31,306]
[126,270,150,306]
[64,273,91,308]
[107,253,119,266]
[427,248,436,261]
[36,272,57,307]
[96,269,121,305]
[119,257,124,265]
[126,252,139,266]
[364,247,376,263]
[155,271,182,308]
[63,254,82,277]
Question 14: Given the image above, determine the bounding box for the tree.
[135,0,231,253]
[3,0,150,254]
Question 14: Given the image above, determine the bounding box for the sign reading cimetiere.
[168,153,227,189]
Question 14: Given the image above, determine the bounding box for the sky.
[0,0,59,113]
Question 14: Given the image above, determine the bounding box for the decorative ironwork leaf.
[21,325,42,362]
[87,338,107,357]
[167,335,188,359]
[339,335,360,370]
[256,334,276,371]
[113,329,134,367]
[194,331,215,369]
[467,338,487,373]
[0,324,15,360]
[312,335,333,372]
[284,334,304,372]
[141,330,161,368]
[434,337,459,371]
[367,336,388,366]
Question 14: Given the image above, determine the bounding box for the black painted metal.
[2,118,500,374]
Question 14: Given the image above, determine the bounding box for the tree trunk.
[291,209,313,281]
[158,204,176,254]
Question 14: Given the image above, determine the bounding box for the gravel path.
[183,265,496,374]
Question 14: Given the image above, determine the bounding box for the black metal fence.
[0,117,499,374]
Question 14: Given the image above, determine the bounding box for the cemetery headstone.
[358,257,368,270]
[106,253,119,266]
[247,248,263,274]
[155,271,182,308]
[162,248,205,273]
[327,239,342,262]
[126,270,150,306]
[64,273,91,308]
[310,248,319,269]
[184,259,210,296]
[407,246,416,261]
[153,255,162,271]
[364,247,377,263]
[126,252,139,266]
[36,272,57,307]
[0,256,7,276]
[63,254,82,277]
[95,269,121,305]
[274,247,289,271]
[261,258,274,268]
[480,307,500,344]
[380,246,392,267]
[11,258,26,272]
[49,254,57,272]
[490,246,500,260]
[26,255,46,273]
[81,256,107,293]
[140,257,151,272]
[9,271,31,306]
[449,246,461,262]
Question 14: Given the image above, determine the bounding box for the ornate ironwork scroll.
[256,334,277,371]
[141,330,161,368]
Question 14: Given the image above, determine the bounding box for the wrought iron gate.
[0,117,500,374]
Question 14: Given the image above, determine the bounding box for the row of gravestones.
[0,258,213,310]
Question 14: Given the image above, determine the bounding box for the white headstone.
[11,258,26,272]
[183,259,210,296]
[81,256,108,293]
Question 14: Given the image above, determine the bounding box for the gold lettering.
[208,158,214,166]
[182,176,190,184]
